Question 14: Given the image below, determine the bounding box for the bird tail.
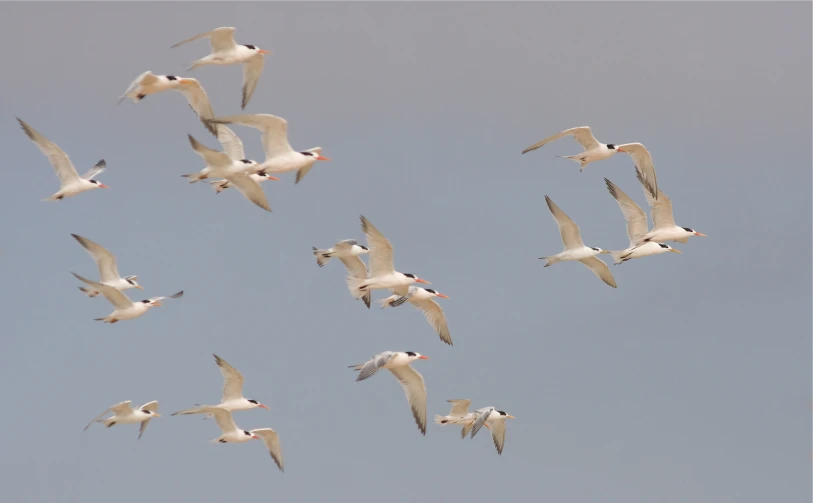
[610,251,627,265]
[538,256,560,268]
[207,180,229,193]
[187,59,208,71]
[170,405,214,417]
[181,172,208,183]
[376,296,396,309]
[41,194,62,202]
[556,155,589,170]
[79,286,99,298]
[345,276,367,300]
[312,247,332,267]
[347,363,364,372]
[93,317,108,322]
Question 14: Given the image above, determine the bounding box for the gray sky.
[0,2,810,502]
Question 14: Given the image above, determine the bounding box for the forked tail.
[79,286,99,298]
[610,250,627,265]
[312,247,332,267]
[538,256,560,268]
[181,172,208,183]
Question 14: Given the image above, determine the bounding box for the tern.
[205,114,330,184]
[604,178,682,264]
[349,351,429,435]
[379,287,452,345]
[346,216,430,301]
[84,400,160,440]
[633,167,706,244]
[171,353,269,418]
[434,399,477,438]
[313,239,371,308]
[469,406,516,455]
[171,26,270,109]
[70,234,143,297]
[117,71,218,136]
[208,173,279,193]
[538,195,617,288]
[17,118,108,201]
[195,407,283,472]
[71,272,183,323]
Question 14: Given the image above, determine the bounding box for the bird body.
[71,234,143,297]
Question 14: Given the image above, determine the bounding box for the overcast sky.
[0,3,810,503]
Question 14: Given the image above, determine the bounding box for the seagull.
[71,272,183,323]
[208,172,279,193]
[84,400,160,440]
[522,126,618,170]
[349,351,429,435]
[346,216,430,301]
[538,195,617,288]
[313,239,371,308]
[70,234,143,297]
[633,167,706,244]
[183,132,272,212]
[469,406,515,455]
[195,407,283,472]
[171,26,270,109]
[171,353,269,418]
[205,114,330,184]
[604,178,682,264]
[17,118,108,201]
[379,287,452,345]
[434,399,477,438]
[117,71,219,136]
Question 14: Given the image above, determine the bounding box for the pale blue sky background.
[0,2,810,502]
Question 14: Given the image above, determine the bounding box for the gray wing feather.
[470,408,494,439]
[389,365,427,435]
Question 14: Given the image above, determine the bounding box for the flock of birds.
[16,26,707,467]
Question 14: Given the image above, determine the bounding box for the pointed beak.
[152,301,163,307]
[418,355,430,360]
[266,175,281,181]
[152,413,161,418]
[252,435,260,439]
[415,278,430,284]
[258,49,270,55]
[436,293,449,299]
[669,249,682,254]
[616,147,625,153]
[98,183,109,189]
[316,156,331,161]
[135,285,144,290]
[507,415,515,419]
[695,232,707,237]
[600,250,611,254]
[259,404,270,410]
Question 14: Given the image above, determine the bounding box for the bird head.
[247,399,270,410]
[244,430,260,439]
[89,179,109,189]
[591,247,610,255]
[658,243,682,254]
[404,352,429,361]
[244,44,271,55]
[125,276,144,290]
[403,273,430,285]
[682,227,707,237]
[423,288,449,299]
[497,410,516,420]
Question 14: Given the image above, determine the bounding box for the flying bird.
[71,272,183,323]
[70,234,143,297]
[469,406,515,455]
[117,71,219,136]
[208,172,279,193]
[538,195,617,288]
[522,126,618,170]
[195,407,283,472]
[346,216,430,301]
[84,400,160,440]
[633,167,706,244]
[171,353,269,418]
[205,114,330,184]
[17,118,108,201]
[171,26,270,109]
[379,287,452,345]
[349,351,429,435]
[313,239,371,308]
[604,178,682,264]
[434,399,477,438]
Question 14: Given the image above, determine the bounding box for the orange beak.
[266,175,281,181]
[436,293,449,299]
[418,355,430,360]
[316,156,331,161]
[259,404,270,410]
[258,49,270,55]
[98,183,109,189]
[616,147,625,153]
[695,232,707,237]
[415,278,430,284]
[252,435,260,439]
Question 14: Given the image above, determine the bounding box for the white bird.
[17,118,108,201]
[379,287,452,345]
[469,406,516,455]
[84,400,160,440]
[434,399,477,438]
[313,239,371,308]
[196,407,283,472]
[171,353,270,418]
[522,126,619,170]
[171,27,270,109]
[604,178,682,264]
[346,216,430,301]
[349,351,429,435]
[538,195,617,288]
[117,71,219,136]
[206,114,331,184]
[71,272,183,323]
[71,234,143,297]
[633,167,706,244]
[183,132,272,212]
[208,172,279,193]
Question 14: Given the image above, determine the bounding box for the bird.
[538,195,617,288]
[205,114,330,184]
[117,71,219,136]
[522,126,618,170]
[434,399,477,438]
[17,118,108,201]
[349,351,429,435]
[70,234,143,297]
[183,132,271,212]
[171,353,270,418]
[71,272,183,323]
[469,406,516,455]
[84,400,160,440]
[346,216,430,301]
[170,26,270,109]
[633,166,706,244]
[194,407,283,472]
[378,287,452,345]
[604,178,682,264]
[313,239,371,308]
[208,172,279,193]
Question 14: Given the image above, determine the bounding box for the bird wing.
[618,143,659,200]
[578,256,617,288]
[294,147,322,185]
[207,114,293,160]
[337,255,368,280]
[111,400,135,416]
[208,408,239,434]
[447,399,471,416]
[334,239,358,250]
[389,365,428,435]
[224,173,271,212]
[213,354,245,403]
[213,125,245,161]
[139,400,159,413]
[148,291,184,303]
[83,400,130,431]
[411,296,453,345]
[252,428,284,472]
[118,71,156,104]
[81,160,107,180]
[177,79,218,137]
[172,26,237,53]
[241,54,265,110]
[188,134,232,170]
[489,418,508,455]
[72,272,132,310]
[470,407,494,438]
[351,351,394,381]
[545,195,584,250]
[360,215,395,276]
[635,166,675,230]
[17,118,81,187]
[522,126,598,154]
[604,178,649,246]
[71,234,121,283]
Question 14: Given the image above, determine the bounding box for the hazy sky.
[0,2,810,503]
